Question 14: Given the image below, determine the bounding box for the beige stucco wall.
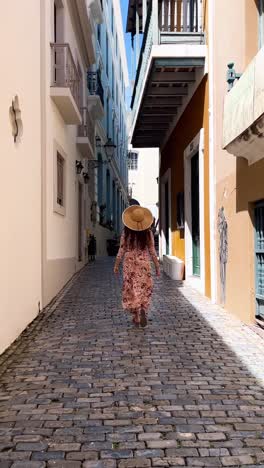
[42,0,90,306]
[0,0,42,353]
[213,0,259,322]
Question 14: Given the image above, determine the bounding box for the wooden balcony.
[50,43,82,125]
[128,0,206,147]
[77,107,95,158]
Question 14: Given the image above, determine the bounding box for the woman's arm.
[148,231,160,275]
[114,233,126,273]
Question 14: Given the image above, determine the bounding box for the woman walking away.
[114,206,160,328]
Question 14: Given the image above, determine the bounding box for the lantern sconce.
[76,160,84,174]
[95,135,101,147]
[226,62,242,92]
[83,172,89,184]
[104,138,116,162]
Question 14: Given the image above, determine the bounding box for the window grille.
[128,152,138,170]
[57,152,64,206]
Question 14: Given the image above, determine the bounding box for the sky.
[120,0,133,103]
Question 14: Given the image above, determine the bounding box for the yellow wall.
[160,76,211,297]
[213,0,260,322]
[215,157,264,323]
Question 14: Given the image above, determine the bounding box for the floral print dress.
[115,231,159,314]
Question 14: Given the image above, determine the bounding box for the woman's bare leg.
[140,309,147,327]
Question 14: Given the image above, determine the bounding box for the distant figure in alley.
[114,206,160,327]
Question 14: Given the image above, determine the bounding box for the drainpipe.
[208,0,217,303]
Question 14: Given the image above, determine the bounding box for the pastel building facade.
[128,0,264,325]
[0,0,128,354]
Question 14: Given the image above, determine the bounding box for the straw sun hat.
[122,205,153,232]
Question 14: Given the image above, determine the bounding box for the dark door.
[255,201,264,319]
[78,183,83,262]
[191,152,200,276]
[164,181,169,254]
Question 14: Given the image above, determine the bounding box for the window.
[106,97,109,137]
[97,154,103,206]
[54,146,66,217]
[112,66,115,99]
[97,24,101,45]
[112,116,115,141]
[106,170,111,221]
[106,35,109,76]
[111,6,114,34]
[128,152,138,170]
[176,192,185,230]
[57,152,64,206]
[116,130,119,162]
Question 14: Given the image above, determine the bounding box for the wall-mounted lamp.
[226,62,241,92]
[95,136,101,147]
[76,160,84,174]
[95,137,116,162]
[104,138,116,161]
[86,138,117,170]
[83,172,89,184]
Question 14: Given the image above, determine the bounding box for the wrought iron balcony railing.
[87,71,104,107]
[131,0,203,115]
[50,43,81,110]
[78,107,95,152]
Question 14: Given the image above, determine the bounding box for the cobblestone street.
[1,259,264,468]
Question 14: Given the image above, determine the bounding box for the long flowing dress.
[115,231,159,314]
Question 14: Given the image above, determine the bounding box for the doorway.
[78,183,83,262]
[184,129,205,294]
[164,181,169,254]
[161,168,171,257]
[255,200,264,319]
[191,152,200,276]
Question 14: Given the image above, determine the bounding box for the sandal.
[132,311,140,327]
[133,318,140,328]
[140,310,147,328]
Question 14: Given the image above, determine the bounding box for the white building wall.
[42,0,92,305]
[0,0,42,353]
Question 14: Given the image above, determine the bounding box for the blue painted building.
[89,0,129,252]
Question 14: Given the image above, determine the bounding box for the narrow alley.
[0,260,264,467]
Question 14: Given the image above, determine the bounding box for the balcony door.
[77,61,83,109]
[54,0,64,43]
[78,182,83,262]
[54,0,64,85]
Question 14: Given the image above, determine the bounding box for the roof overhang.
[131,55,206,148]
